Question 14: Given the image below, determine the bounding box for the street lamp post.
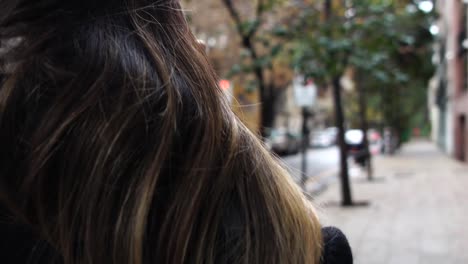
[294,76,317,190]
[301,108,311,188]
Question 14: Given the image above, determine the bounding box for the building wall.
[274,84,303,133]
[452,2,468,162]
[434,0,454,155]
[274,82,333,134]
[428,77,440,142]
[432,0,468,163]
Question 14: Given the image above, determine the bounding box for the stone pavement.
[312,140,468,264]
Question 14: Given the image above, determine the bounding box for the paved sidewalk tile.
[314,141,468,264]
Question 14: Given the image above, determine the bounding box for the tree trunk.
[221,0,274,137]
[301,107,311,189]
[356,71,373,180]
[241,36,280,137]
[260,89,276,137]
[332,76,353,206]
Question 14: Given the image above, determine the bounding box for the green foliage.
[270,44,283,57]
[272,25,288,37]
[240,20,261,36]
[222,0,290,84]
[215,0,435,135]
[284,0,434,138]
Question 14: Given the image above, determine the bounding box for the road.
[280,146,339,183]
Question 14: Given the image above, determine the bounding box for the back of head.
[0,0,322,263]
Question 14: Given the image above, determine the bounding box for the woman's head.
[0,0,322,263]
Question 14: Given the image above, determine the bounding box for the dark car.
[345,130,369,167]
[265,128,302,156]
[310,131,334,148]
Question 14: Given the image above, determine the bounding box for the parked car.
[382,127,398,154]
[325,127,338,144]
[310,131,334,148]
[265,128,302,155]
[368,129,383,155]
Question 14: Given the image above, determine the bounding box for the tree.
[286,0,354,205]
[283,0,434,204]
[182,0,241,77]
[220,0,288,136]
[342,1,435,146]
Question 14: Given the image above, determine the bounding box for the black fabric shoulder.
[321,226,353,264]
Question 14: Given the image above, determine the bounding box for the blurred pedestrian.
[0,0,351,263]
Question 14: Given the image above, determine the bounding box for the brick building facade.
[430,0,468,163]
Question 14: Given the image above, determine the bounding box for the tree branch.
[221,0,263,80]
[221,0,271,130]
[222,0,264,39]
[222,0,245,37]
[247,0,265,38]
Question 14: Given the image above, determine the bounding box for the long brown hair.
[0,0,322,263]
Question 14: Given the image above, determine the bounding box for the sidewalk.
[314,140,468,264]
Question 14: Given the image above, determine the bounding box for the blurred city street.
[185,0,468,262]
[281,146,339,185]
[312,140,468,264]
[2,0,467,263]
